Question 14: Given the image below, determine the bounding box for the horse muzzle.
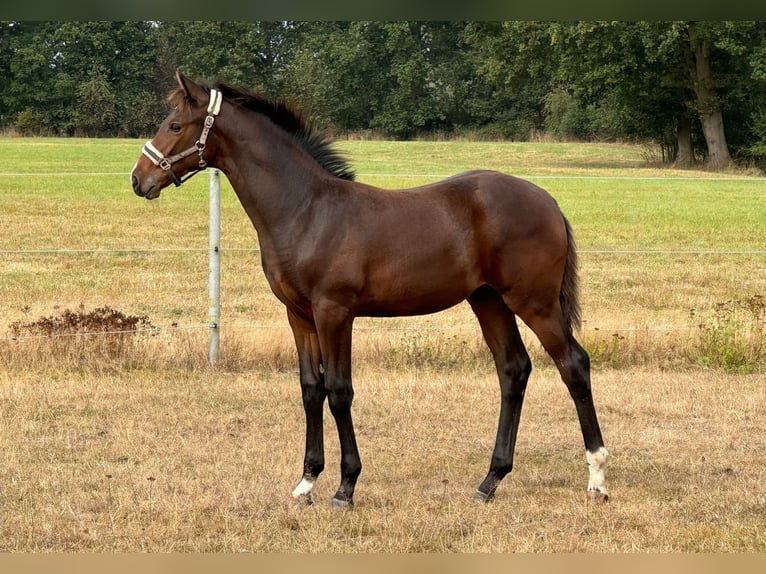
[130,167,163,200]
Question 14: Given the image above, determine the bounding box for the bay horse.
[131,71,609,507]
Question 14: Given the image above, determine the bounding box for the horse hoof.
[472,489,494,503]
[331,497,354,510]
[587,489,609,504]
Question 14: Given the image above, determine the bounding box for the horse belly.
[359,253,476,317]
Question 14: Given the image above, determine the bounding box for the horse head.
[131,70,222,199]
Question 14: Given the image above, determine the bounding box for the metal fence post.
[209,168,221,365]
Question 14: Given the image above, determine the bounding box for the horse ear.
[175,70,206,106]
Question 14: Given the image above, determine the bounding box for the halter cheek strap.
[141,88,223,187]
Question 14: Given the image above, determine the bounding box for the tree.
[283,22,468,138]
[551,21,766,167]
[684,21,766,168]
[53,21,165,137]
[75,66,116,136]
[1,21,165,136]
[370,22,449,138]
[3,21,76,134]
[684,22,731,167]
[282,22,391,131]
[462,21,558,139]
[159,21,295,96]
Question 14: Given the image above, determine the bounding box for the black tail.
[560,215,582,333]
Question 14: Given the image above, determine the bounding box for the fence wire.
[3,167,763,343]
[2,247,764,256]
[1,247,762,343]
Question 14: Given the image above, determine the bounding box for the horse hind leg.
[519,304,610,503]
[469,287,532,502]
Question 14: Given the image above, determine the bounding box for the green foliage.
[742,110,766,168]
[75,68,116,136]
[282,22,390,131]
[117,89,169,139]
[544,90,591,140]
[461,22,555,140]
[13,107,47,136]
[2,20,766,160]
[543,90,631,142]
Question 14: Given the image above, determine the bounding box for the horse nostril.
[131,174,140,193]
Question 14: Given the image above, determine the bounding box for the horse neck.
[212,109,330,238]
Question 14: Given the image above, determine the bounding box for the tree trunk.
[689,29,733,169]
[675,113,694,168]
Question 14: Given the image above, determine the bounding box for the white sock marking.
[586,447,609,494]
[292,477,315,498]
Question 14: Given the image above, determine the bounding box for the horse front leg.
[314,302,361,508]
[287,310,326,506]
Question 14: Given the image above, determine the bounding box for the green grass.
[344,140,645,176]
[0,138,142,174]
[3,138,764,251]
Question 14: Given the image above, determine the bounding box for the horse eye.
[169,123,182,133]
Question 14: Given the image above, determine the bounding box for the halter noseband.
[141,88,223,187]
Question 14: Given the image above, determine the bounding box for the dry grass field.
[0,138,764,552]
[0,350,764,552]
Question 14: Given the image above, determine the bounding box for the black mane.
[212,82,356,181]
